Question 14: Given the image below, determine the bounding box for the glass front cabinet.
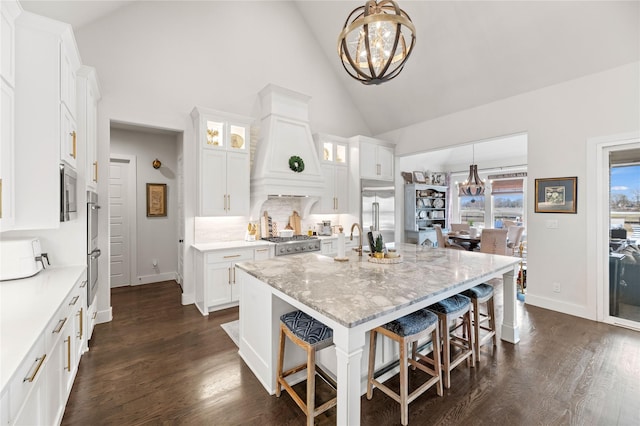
[192,107,252,216]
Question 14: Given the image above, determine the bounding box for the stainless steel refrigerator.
[361,180,395,247]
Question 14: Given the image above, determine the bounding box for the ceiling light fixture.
[458,145,485,197]
[337,0,416,85]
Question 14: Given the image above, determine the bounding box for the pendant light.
[337,0,416,85]
[458,145,485,196]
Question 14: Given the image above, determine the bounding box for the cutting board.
[261,211,272,239]
[289,211,301,235]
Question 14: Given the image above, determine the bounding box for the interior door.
[177,154,184,286]
[109,158,130,287]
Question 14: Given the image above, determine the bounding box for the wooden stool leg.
[465,310,475,367]
[473,299,481,362]
[306,347,315,426]
[399,339,408,426]
[489,296,497,346]
[432,325,443,396]
[276,325,285,397]
[367,329,377,400]
[440,315,451,389]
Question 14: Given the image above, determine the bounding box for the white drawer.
[206,249,253,264]
[8,332,46,420]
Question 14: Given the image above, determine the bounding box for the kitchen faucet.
[350,223,363,256]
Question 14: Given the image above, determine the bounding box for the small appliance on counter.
[0,237,49,281]
[316,220,332,236]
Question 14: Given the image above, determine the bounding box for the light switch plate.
[546,220,559,229]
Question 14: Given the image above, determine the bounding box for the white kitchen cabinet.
[0,79,15,231]
[5,273,85,426]
[0,0,20,232]
[194,244,273,315]
[352,136,395,181]
[192,107,252,217]
[314,133,349,214]
[76,66,101,190]
[13,12,81,229]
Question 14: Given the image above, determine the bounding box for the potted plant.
[374,234,385,258]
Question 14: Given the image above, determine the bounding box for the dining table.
[447,233,482,251]
[235,243,521,426]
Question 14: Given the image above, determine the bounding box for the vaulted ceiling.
[20,0,640,137]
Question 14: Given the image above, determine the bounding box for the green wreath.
[288,155,305,173]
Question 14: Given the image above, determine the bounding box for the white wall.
[110,128,179,285]
[74,1,371,309]
[379,62,640,320]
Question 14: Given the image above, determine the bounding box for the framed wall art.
[413,171,426,184]
[146,183,167,217]
[534,177,577,213]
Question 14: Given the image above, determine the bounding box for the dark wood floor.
[62,280,640,425]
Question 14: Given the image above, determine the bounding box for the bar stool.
[276,310,336,426]
[427,294,474,389]
[366,309,442,426]
[461,283,497,361]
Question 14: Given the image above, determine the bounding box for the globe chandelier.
[337,0,416,85]
[458,145,486,196]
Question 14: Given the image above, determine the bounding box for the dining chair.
[450,223,471,234]
[502,220,516,229]
[435,225,465,250]
[506,226,525,255]
[479,229,509,255]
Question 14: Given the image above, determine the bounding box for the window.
[491,179,524,227]
[459,195,485,225]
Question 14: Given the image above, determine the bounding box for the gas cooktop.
[262,235,321,256]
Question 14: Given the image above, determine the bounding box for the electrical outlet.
[546,220,559,229]
[553,282,561,293]
[152,259,158,267]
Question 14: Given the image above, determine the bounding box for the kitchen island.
[235,244,520,426]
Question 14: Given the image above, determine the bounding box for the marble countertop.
[1,265,86,392]
[192,240,272,252]
[236,243,520,328]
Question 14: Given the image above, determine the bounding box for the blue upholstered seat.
[461,283,494,300]
[427,294,471,314]
[381,309,438,337]
[280,310,333,346]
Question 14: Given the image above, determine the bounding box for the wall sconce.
[152,159,161,169]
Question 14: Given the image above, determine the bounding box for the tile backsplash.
[194,197,355,243]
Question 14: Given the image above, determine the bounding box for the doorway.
[607,145,640,326]
[109,155,137,288]
[592,133,640,330]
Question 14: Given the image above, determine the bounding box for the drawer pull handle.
[71,131,77,159]
[223,254,242,259]
[53,317,68,334]
[256,249,268,252]
[80,280,87,288]
[92,312,97,320]
[93,161,98,182]
[66,337,71,372]
[70,295,80,306]
[78,307,84,340]
[24,355,46,382]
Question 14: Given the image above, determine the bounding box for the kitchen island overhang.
[235,244,521,426]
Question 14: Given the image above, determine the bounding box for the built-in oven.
[87,191,101,306]
[60,163,78,222]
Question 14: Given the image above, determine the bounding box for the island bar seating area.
[236,244,521,425]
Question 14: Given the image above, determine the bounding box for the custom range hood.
[250,84,325,219]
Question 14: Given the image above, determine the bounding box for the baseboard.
[96,306,112,324]
[182,291,195,305]
[135,272,177,285]
[525,293,594,320]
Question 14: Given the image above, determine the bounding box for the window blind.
[491,179,523,194]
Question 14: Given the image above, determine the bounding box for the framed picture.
[534,177,577,213]
[431,172,446,186]
[413,171,426,184]
[146,183,167,217]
